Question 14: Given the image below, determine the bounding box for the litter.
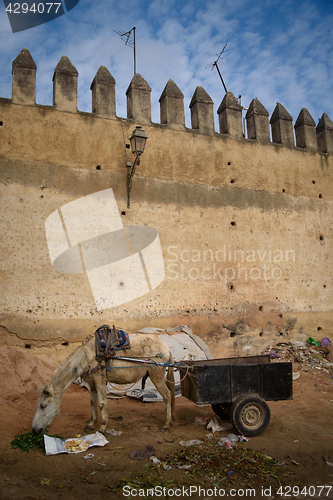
[44,432,109,456]
[106,428,122,436]
[178,464,192,469]
[206,415,233,434]
[130,445,155,460]
[149,456,161,465]
[219,434,248,448]
[179,439,203,447]
[321,337,332,347]
[292,372,300,380]
[194,415,211,426]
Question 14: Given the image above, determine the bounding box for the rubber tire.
[211,403,232,420]
[231,394,270,437]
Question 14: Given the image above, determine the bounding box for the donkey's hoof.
[85,424,95,433]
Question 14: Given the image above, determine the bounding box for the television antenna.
[206,43,228,93]
[114,26,136,75]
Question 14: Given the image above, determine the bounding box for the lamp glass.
[130,126,147,156]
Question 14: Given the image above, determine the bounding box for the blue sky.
[0,0,332,131]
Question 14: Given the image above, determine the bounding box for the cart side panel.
[261,362,293,401]
[230,364,262,401]
[180,370,197,403]
[196,365,230,404]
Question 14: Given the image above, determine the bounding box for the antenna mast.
[207,43,228,93]
[114,26,136,74]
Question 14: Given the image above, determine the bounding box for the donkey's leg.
[95,374,108,433]
[84,377,98,431]
[149,369,172,431]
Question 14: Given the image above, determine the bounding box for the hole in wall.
[62,341,69,346]
[230,221,236,226]
[230,332,236,337]
[230,179,235,184]
[0,121,3,126]
[259,305,263,312]
[259,332,263,337]
[227,161,231,165]
[282,189,285,193]
[323,284,326,288]
[312,180,316,184]
[229,284,234,291]
[121,211,126,216]
[25,344,31,349]
[317,326,322,331]
[319,235,324,241]
[319,193,322,198]
[96,165,101,170]
[126,144,130,149]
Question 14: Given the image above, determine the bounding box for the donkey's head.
[32,385,60,434]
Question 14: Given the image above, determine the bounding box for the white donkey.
[32,333,175,434]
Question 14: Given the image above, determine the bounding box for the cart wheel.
[231,395,270,437]
[211,403,232,420]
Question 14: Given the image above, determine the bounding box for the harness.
[95,324,131,358]
[82,325,190,386]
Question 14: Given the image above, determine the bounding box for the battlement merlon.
[6,48,333,154]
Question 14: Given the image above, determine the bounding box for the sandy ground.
[0,344,333,500]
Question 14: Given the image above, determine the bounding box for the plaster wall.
[0,93,332,357]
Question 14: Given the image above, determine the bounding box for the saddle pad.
[95,324,130,357]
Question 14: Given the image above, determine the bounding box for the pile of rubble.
[261,338,333,376]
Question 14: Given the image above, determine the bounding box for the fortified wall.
[0,48,332,357]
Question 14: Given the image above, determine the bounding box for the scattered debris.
[130,445,155,460]
[179,439,204,447]
[262,339,333,375]
[106,428,122,436]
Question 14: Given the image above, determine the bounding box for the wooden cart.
[179,354,293,437]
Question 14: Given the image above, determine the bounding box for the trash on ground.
[179,439,204,447]
[44,432,108,456]
[206,415,233,433]
[194,415,211,426]
[292,372,300,380]
[149,456,161,464]
[106,428,122,436]
[130,445,155,460]
[219,433,249,448]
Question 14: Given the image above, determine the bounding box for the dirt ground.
[0,345,333,500]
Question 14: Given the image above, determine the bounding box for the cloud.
[0,0,332,132]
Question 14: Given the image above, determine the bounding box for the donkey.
[32,333,175,434]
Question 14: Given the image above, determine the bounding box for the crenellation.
[217,91,243,140]
[246,98,270,143]
[52,55,78,112]
[90,66,116,118]
[159,79,185,130]
[12,48,36,106]
[3,48,333,155]
[316,113,333,154]
[270,102,294,147]
[294,108,317,151]
[126,73,152,124]
[189,86,215,135]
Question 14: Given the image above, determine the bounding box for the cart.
[179,354,293,437]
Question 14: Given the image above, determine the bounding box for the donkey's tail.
[166,350,176,419]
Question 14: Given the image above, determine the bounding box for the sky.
[0,0,332,131]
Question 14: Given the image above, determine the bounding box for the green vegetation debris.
[10,430,64,452]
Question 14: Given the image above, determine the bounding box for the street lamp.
[127,126,148,208]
